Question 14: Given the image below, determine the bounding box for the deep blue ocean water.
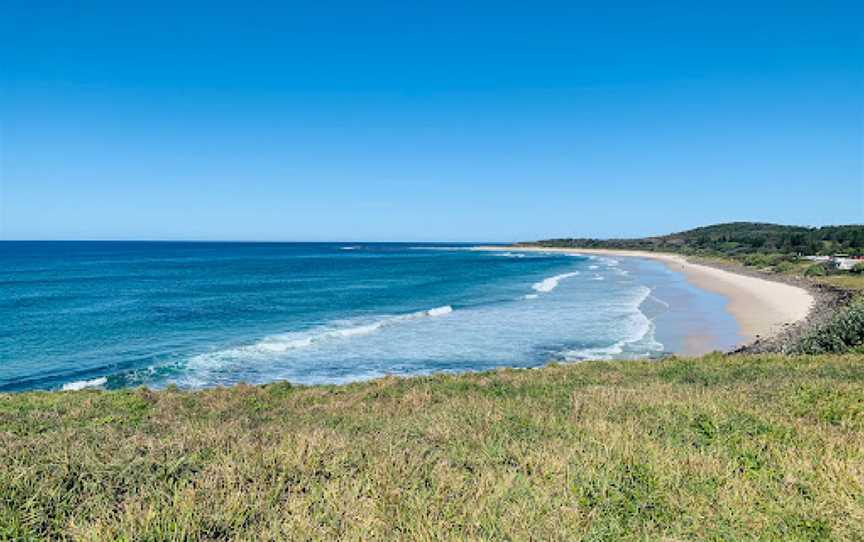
[0,242,740,391]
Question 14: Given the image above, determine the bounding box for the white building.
[834,258,859,271]
[802,255,860,271]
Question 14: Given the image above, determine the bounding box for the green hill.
[533,222,864,257]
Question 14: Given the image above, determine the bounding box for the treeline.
[533,222,864,258]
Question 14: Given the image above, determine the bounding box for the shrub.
[851,262,864,275]
[766,253,792,266]
[775,261,795,273]
[804,264,828,277]
[743,254,770,267]
[793,300,864,354]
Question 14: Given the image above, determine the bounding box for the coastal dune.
[476,246,814,348]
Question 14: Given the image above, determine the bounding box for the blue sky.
[2,1,862,241]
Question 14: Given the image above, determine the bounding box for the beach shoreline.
[474,245,815,353]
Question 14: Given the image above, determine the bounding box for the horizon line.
[0,239,514,244]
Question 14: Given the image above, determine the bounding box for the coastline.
[474,246,815,352]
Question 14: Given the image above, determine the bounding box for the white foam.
[256,337,315,352]
[565,343,627,360]
[62,377,107,391]
[389,305,453,321]
[589,265,599,270]
[532,272,580,293]
[592,275,605,281]
[649,293,671,309]
[524,293,539,299]
[189,305,455,366]
[561,286,663,362]
[425,305,454,317]
[331,322,384,338]
[493,252,526,258]
[340,246,359,250]
[411,246,471,251]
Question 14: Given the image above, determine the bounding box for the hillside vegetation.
[533,222,864,259]
[2,354,863,540]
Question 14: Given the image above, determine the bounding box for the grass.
[2,354,863,540]
[816,274,864,292]
[691,256,864,292]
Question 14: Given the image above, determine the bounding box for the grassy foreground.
[2,355,863,540]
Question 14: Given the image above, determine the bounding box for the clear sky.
[1,1,862,241]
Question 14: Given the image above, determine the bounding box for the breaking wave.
[560,286,663,362]
[493,252,526,258]
[62,377,107,391]
[189,305,454,365]
[532,272,580,293]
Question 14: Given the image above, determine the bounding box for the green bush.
[851,262,864,275]
[765,253,792,266]
[793,300,864,354]
[743,254,770,267]
[804,264,828,277]
[774,261,795,273]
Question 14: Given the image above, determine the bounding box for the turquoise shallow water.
[0,242,741,391]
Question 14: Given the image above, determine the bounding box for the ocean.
[0,242,741,392]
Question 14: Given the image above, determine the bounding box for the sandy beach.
[475,246,814,350]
